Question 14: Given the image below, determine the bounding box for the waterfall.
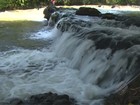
[0,10,140,105]
[53,15,140,104]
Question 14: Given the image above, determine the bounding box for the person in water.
[43,0,56,20]
[51,0,56,5]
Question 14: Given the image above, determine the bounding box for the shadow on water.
[120,11,140,16]
[0,21,49,51]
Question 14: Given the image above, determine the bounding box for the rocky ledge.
[1,92,76,105]
[105,75,140,105]
[75,7,140,27]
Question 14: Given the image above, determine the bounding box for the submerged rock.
[124,17,140,27]
[105,75,140,105]
[116,15,140,27]
[101,13,117,20]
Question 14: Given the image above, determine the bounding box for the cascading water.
[0,9,140,105]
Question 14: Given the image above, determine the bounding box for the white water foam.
[0,17,140,105]
[0,48,93,104]
[30,26,62,40]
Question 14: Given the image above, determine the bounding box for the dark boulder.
[3,92,76,105]
[43,7,51,20]
[105,75,140,105]
[9,98,24,105]
[53,99,71,105]
[116,15,140,27]
[76,7,101,17]
[101,13,117,20]
[95,37,112,49]
[27,92,76,105]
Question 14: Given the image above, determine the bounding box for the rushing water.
[0,9,140,105]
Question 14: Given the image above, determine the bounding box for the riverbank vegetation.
[0,0,140,11]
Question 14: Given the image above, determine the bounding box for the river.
[0,7,140,105]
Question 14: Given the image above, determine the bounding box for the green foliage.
[55,0,63,5]
[83,0,91,5]
[0,0,9,10]
[63,0,71,5]
[127,0,137,4]
[0,0,140,11]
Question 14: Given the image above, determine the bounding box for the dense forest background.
[0,0,140,11]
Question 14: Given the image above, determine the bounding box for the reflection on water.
[118,11,140,16]
[99,8,140,16]
[0,21,49,51]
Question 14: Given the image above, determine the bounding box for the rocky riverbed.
[0,92,76,105]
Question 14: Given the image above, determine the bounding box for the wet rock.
[76,7,101,16]
[27,92,76,105]
[124,17,140,27]
[48,12,59,26]
[28,92,55,104]
[86,30,114,49]
[0,98,27,105]
[105,75,140,105]
[57,17,91,32]
[43,7,51,20]
[10,98,24,105]
[101,13,117,20]
[95,37,112,49]
[0,102,10,105]
[53,99,71,105]
[116,16,140,27]
[85,29,140,51]
[2,92,76,105]
[111,5,115,8]
[114,37,140,50]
